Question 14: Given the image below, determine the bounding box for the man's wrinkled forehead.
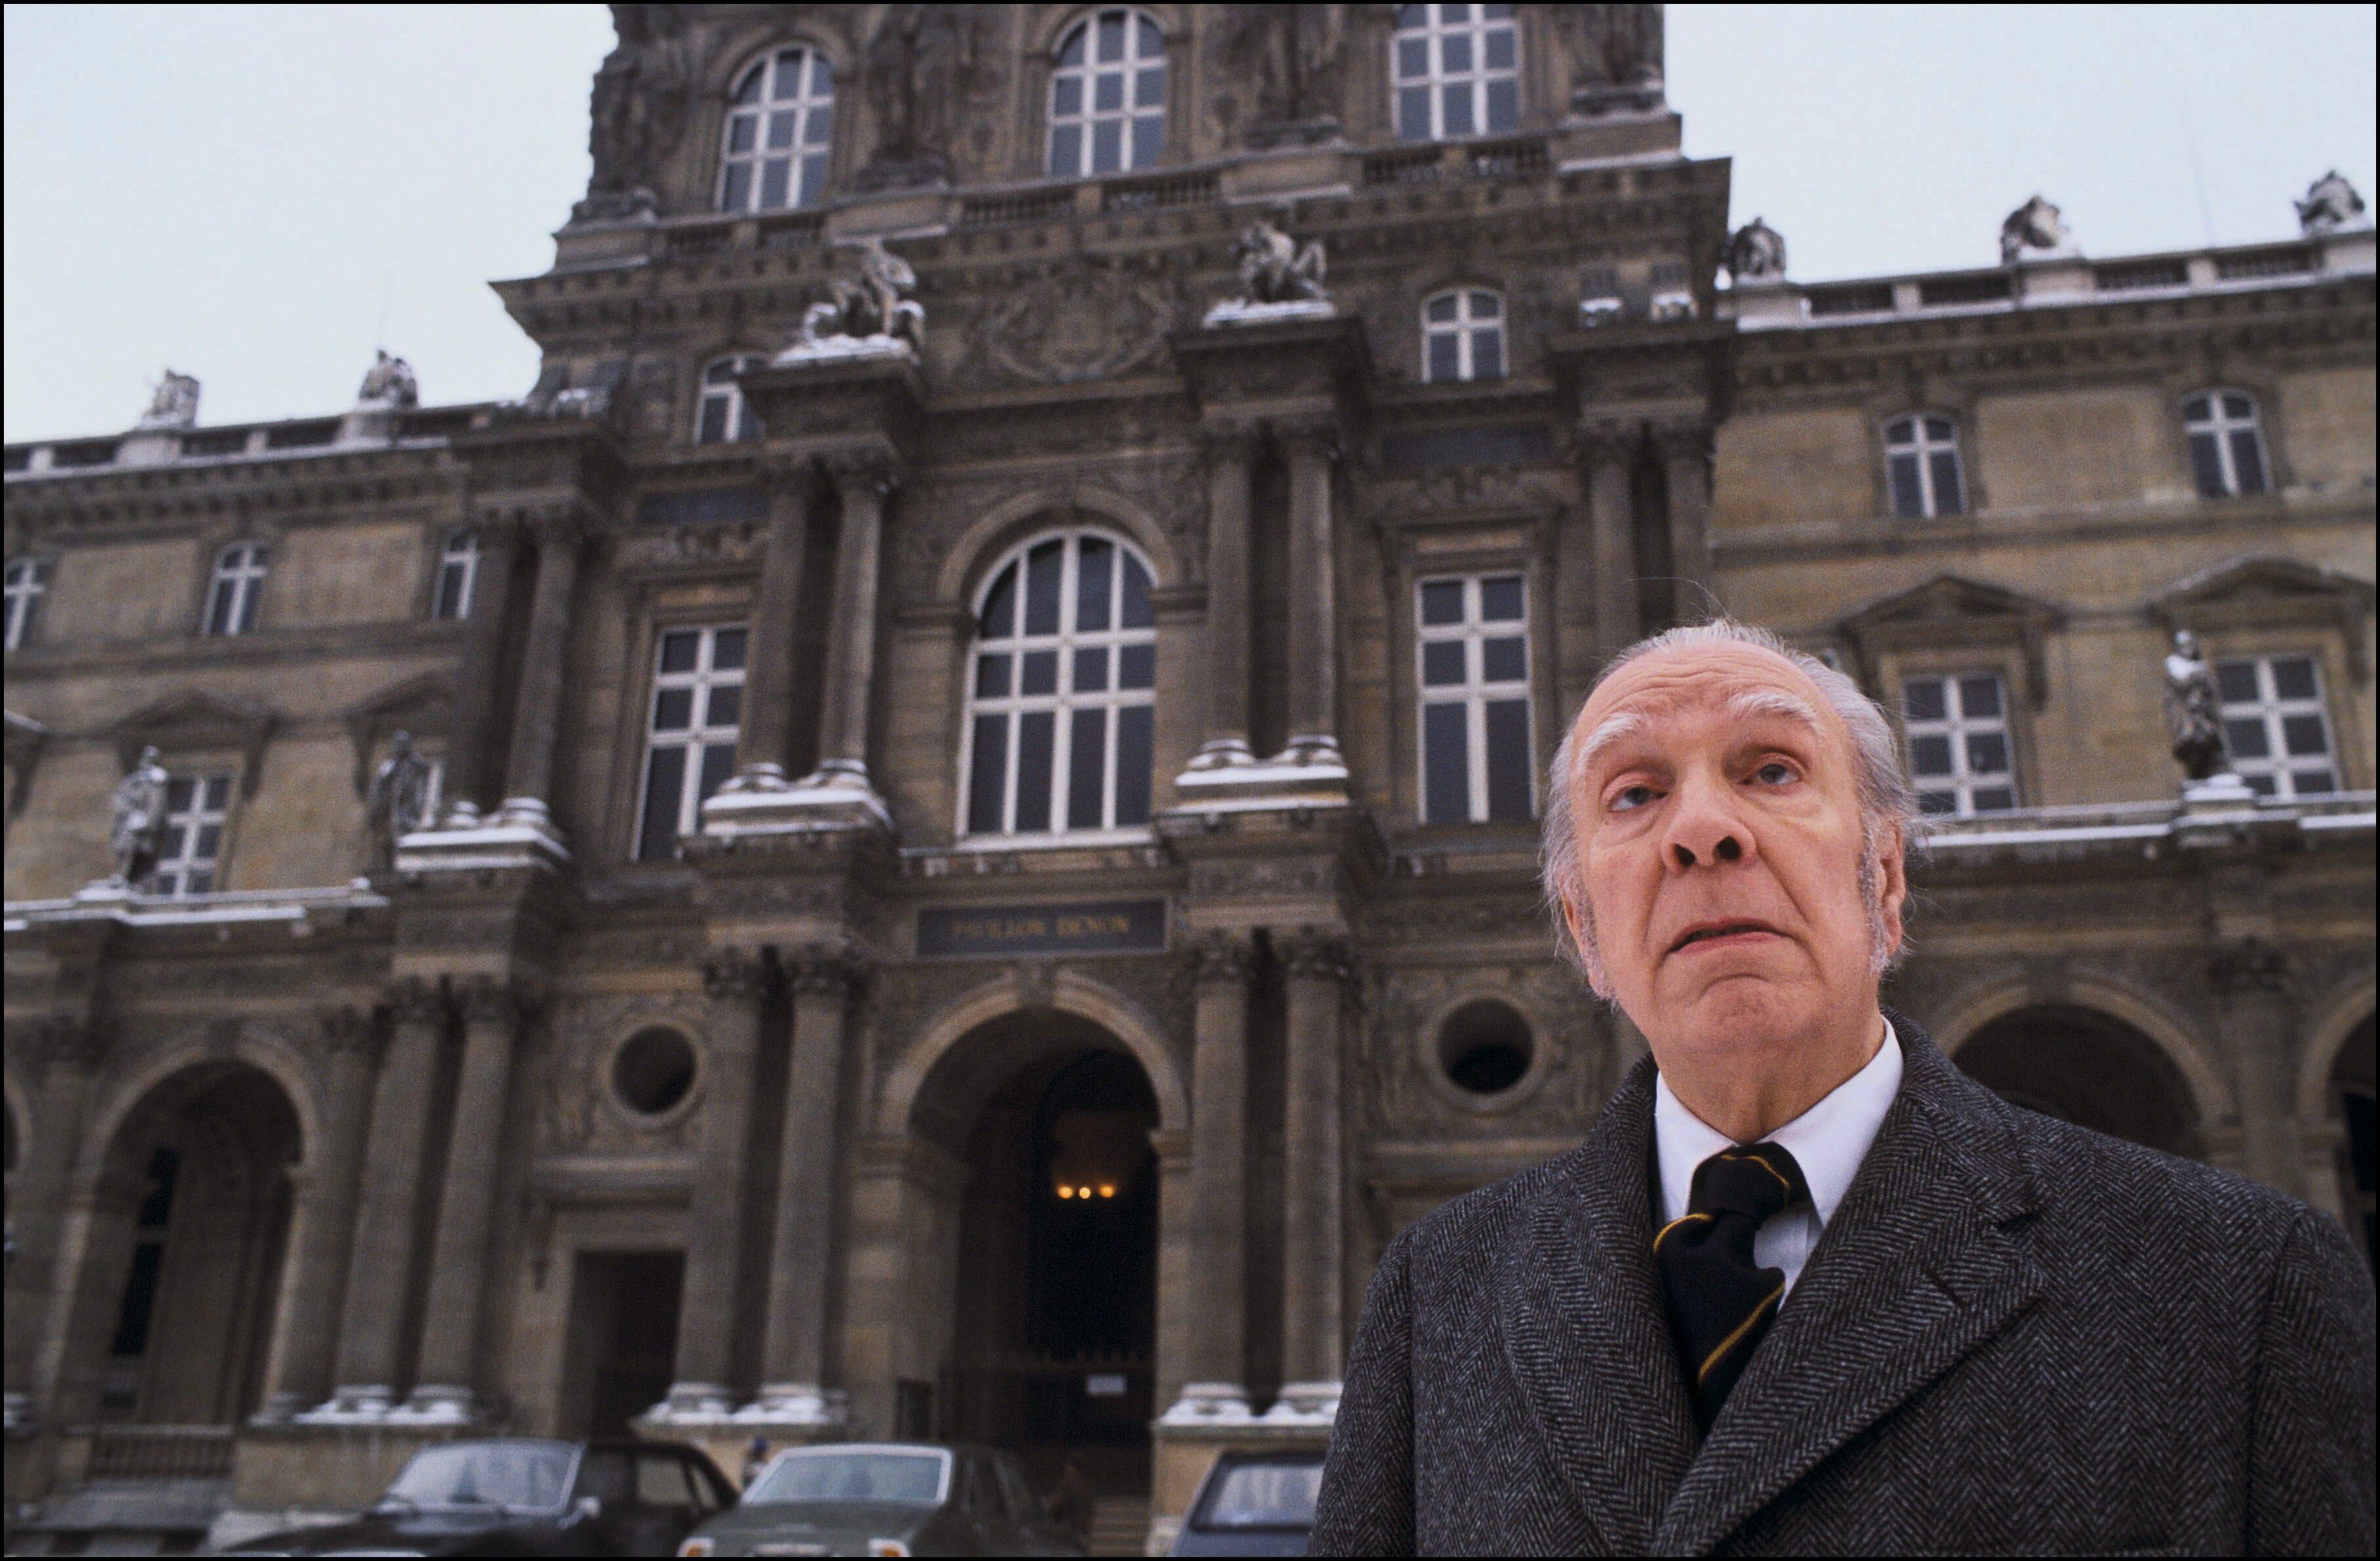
[1571,643,1839,782]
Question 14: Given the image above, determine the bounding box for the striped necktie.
[1652,1141,1811,1432]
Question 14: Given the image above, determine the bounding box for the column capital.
[455,974,538,1030]
[702,945,774,1004]
[1577,419,1640,466]
[822,447,899,498]
[1191,424,1262,468]
[2209,937,2292,998]
[525,506,598,554]
[319,1006,379,1061]
[1272,418,1343,462]
[1190,928,1257,987]
[789,942,869,1001]
[1282,927,1353,984]
[386,975,447,1028]
[1650,421,1713,464]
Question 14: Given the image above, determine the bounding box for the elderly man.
[1312,620,2374,1556]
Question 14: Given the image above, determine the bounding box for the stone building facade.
[3,4,2373,1549]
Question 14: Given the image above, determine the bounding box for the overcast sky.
[5,4,2373,442]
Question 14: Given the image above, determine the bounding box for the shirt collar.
[1653,1017,1904,1227]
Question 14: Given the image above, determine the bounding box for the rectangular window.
[634,625,745,860]
[2217,654,2337,798]
[149,773,232,896]
[1902,672,2017,817]
[1416,573,1534,824]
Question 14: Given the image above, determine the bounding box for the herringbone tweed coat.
[1310,1015,2377,1556]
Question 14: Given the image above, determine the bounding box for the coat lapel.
[1500,1058,1698,1554]
[1653,1024,2049,1554]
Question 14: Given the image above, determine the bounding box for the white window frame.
[148,773,232,897]
[2217,653,2337,799]
[2184,390,2270,498]
[695,355,762,445]
[205,543,268,637]
[1902,671,2018,817]
[5,556,50,651]
[634,625,747,860]
[958,529,1158,843]
[1392,3,1520,142]
[434,528,480,621]
[1415,573,1535,824]
[1883,415,1965,519]
[718,46,835,214]
[1047,9,1167,178]
[1421,289,1506,383]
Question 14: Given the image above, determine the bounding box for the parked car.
[1169,1450,1324,1557]
[228,1436,736,1556]
[677,1442,1086,1557]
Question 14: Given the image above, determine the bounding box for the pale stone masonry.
[3,6,2373,1551]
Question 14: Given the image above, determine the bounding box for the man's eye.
[1609,784,1656,813]
[1753,761,1797,786]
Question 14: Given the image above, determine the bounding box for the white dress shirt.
[1653,1018,1904,1299]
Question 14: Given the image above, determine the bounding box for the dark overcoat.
[1310,1017,2376,1556]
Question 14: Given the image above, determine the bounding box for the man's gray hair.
[1540,618,1923,991]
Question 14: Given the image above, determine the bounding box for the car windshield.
[1197,1460,1323,1530]
[382,1442,575,1512]
[744,1450,949,1507]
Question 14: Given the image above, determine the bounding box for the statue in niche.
[1215,6,1345,146]
[365,731,438,867]
[1726,216,1787,281]
[2296,170,2366,235]
[798,237,926,352]
[858,5,992,190]
[138,370,201,430]
[1999,193,2073,264]
[1233,216,1328,305]
[2162,630,2231,782]
[110,746,170,887]
[577,3,691,222]
[1565,4,1665,113]
[356,350,419,408]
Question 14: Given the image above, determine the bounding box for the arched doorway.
[1953,1005,2204,1158]
[2329,1015,2375,1272]
[929,1009,1160,1495]
[75,1061,300,1427]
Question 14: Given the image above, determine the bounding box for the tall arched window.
[963,530,1157,838]
[719,46,835,213]
[2183,391,2270,498]
[1048,10,1166,178]
[695,356,763,445]
[1883,415,1965,519]
[1393,4,1519,142]
[205,542,268,637]
[1422,289,1506,382]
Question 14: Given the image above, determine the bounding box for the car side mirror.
[573,1495,604,1522]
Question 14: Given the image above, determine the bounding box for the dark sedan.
[1169,1450,1323,1557]
[228,1436,736,1556]
[677,1442,1085,1557]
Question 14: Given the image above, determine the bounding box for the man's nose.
[1662,769,1756,872]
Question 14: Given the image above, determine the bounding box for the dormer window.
[1394,4,1519,142]
[720,47,834,213]
[1048,10,1166,178]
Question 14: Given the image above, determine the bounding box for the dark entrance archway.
[941,1012,1159,1495]
[1954,1004,2204,1158]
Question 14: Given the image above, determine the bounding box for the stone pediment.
[113,689,277,794]
[1836,575,2066,704]
[2148,554,2374,682]
[342,674,455,798]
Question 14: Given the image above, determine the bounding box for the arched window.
[719,46,835,213]
[4,556,51,651]
[1422,289,1505,382]
[695,356,763,445]
[2183,391,2270,498]
[1393,4,1519,142]
[1883,415,1965,519]
[1048,9,1166,178]
[205,542,268,637]
[963,530,1156,838]
[434,527,480,621]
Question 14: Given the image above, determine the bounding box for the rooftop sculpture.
[787,237,925,359]
[2296,170,2368,235]
[356,350,419,409]
[1999,194,2075,265]
[136,370,201,431]
[1727,216,1788,283]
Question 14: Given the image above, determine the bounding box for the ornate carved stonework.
[2209,938,2291,998]
[388,975,448,1028]
[951,265,1180,388]
[1364,963,1609,1133]
[702,946,771,1004]
[790,942,869,1002]
[1190,928,1256,986]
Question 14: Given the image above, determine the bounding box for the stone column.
[253,1008,378,1421]
[810,453,894,792]
[1281,427,1342,767]
[721,465,816,791]
[1277,929,1351,1417]
[4,1018,104,1430]
[495,517,588,835]
[1185,431,1257,771]
[438,522,520,824]
[1582,423,1639,654]
[660,948,771,1417]
[321,977,445,1417]
[752,946,865,1423]
[1164,931,1254,1420]
[1656,423,1713,628]
[2212,939,2306,1198]
[405,977,531,1415]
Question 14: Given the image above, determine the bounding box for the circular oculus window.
[1437,999,1534,1097]
[612,1028,697,1117]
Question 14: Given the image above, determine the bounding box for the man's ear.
[1874,820,1908,959]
